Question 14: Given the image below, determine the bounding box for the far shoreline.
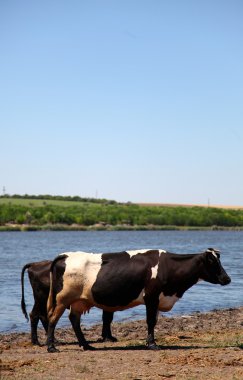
[1,223,243,232]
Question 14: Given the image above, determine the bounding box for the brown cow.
[21,260,116,345]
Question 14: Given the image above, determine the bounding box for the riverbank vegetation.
[0,194,243,231]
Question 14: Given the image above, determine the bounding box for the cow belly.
[158,293,179,312]
[94,289,145,312]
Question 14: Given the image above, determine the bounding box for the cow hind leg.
[69,310,95,350]
[40,318,59,346]
[40,315,54,345]
[39,312,60,345]
[47,304,66,353]
[29,306,41,345]
[40,315,48,333]
[101,311,117,342]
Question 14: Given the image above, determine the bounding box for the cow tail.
[47,255,66,319]
[47,261,55,319]
[21,263,31,321]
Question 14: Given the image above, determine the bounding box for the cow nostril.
[223,277,231,285]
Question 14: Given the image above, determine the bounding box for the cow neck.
[161,253,202,298]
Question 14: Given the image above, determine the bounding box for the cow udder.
[70,299,92,315]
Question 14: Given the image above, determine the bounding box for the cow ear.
[205,249,220,265]
[206,251,215,265]
[206,248,220,258]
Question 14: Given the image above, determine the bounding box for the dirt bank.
[1,307,243,380]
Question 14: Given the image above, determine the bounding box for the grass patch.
[192,331,243,349]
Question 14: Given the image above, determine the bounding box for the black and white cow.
[21,260,116,345]
[46,248,231,352]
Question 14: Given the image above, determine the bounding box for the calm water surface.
[0,230,242,332]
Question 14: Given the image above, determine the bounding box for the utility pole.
[3,186,6,196]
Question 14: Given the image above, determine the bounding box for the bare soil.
[1,308,243,380]
[138,203,243,209]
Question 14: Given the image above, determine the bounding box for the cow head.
[201,248,231,285]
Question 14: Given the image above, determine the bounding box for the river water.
[0,230,242,332]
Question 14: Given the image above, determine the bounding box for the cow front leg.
[145,297,160,350]
[69,310,95,350]
[101,311,117,342]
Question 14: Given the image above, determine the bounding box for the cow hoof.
[100,336,118,343]
[83,344,95,351]
[32,341,41,346]
[48,346,60,353]
[147,343,160,350]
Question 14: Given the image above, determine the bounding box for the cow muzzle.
[219,274,231,286]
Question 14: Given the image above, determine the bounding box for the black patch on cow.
[91,250,160,307]
[157,252,202,298]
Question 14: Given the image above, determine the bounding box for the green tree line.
[1,194,117,204]
[0,197,243,228]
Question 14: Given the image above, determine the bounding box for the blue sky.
[1,1,242,205]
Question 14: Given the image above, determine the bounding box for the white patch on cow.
[125,249,166,280]
[59,251,103,314]
[126,249,151,257]
[126,249,166,258]
[151,264,158,279]
[150,250,166,279]
[158,292,179,312]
